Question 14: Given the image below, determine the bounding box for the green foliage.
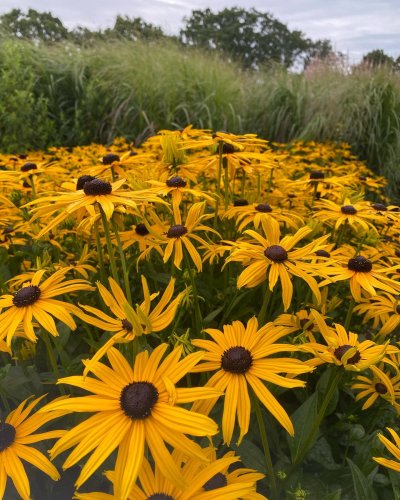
[0,8,68,41]
[180,7,331,69]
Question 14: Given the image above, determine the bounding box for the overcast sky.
[1,0,399,62]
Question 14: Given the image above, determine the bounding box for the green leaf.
[347,458,378,500]
[287,392,318,464]
[232,438,267,474]
[308,437,340,470]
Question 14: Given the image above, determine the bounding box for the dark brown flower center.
[375,382,387,394]
[19,154,28,159]
[166,176,187,188]
[102,153,120,165]
[76,175,96,190]
[167,225,188,238]
[135,223,149,236]
[396,305,400,315]
[255,203,273,213]
[120,382,158,419]
[121,319,133,332]
[341,205,357,215]
[315,249,330,257]
[264,245,288,262]
[347,256,372,273]
[222,143,235,155]
[309,170,324,180]
[372,203,387,211]
[203,472,228,491]
[147,495,174,500]
[221,346,252,374]
[0,423,16,451]
[13,285,41,307]
[21,162,37,172]
[233,198,249,206]
[334,344,361,364]
[83,179,112,196]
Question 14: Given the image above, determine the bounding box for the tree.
[0,8,68,42]
[180,7,332,69]
[105,15,164,41]
[362,49,395,68]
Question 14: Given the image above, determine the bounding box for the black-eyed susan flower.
[354,293,400,337]
[26,178,165,237]
[313,197,382,233]
[352,364,400,410]
[320,255,400,302]
[77,276,184,375]
[160,201,219,271]
[91,446,265,500]
[301,309,389,371]
[374,428,400,472]
[40,345,221,499]
[223,201,303,234]
[0,396,66,500]
[225,225,330,311]
[144,176,214,221]
[0,268,94,345]
[192,317,313,444]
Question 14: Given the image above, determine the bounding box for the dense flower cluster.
[0,128,399,498]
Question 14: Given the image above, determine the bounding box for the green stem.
[111,219,132,304]
[240,170,246,198]
[100,207,119,283]
[253,394,279,500]
[267,168,274,197]
[311,181,318,206]
[294,368,342,465]
[344,298,355,331]
[213,142,223,230]
[42,331,66,395]
[183,250,202,338]
[94,222,107,285]
[258,286,272,326]
[223,160,230,211]
[257,172,261,200]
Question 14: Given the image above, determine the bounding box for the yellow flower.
[301,310,389,371]
[352,364,400,409]
[40,345,221,499]
[223,201,303,233]
[374,428,400,473]
[313,197,382,233]
[354,293,400,337]
[77,276,184,375]
[160,202,219,271]
[0,396,66,500]
[226,225,329,310]
[0,268,94,345]
[89,446,265,500]
[320,255,400,301]
[192,317,313,444]
[26,177,165,237]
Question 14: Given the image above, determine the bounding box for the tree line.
[0,8,397,71]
